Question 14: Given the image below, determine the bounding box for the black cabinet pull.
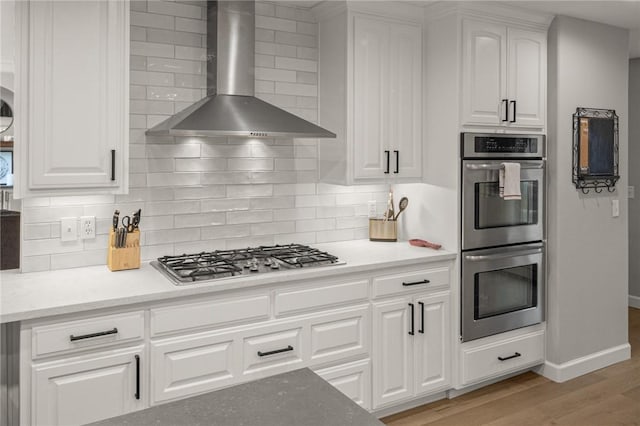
[498,352,521,361]
[257,345,294,357]
[509,100,517,123]
[408,303,415,336]
[384,150,390,174]
[402,279,430,286]
[69,327,118,342]
[135,354,140,400]
[111,149,116,181]
[502,99,509,122]
[393,150,399,174]
[418,302,425,334]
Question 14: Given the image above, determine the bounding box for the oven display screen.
[475,137,538,153]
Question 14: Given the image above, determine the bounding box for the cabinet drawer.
[309,306,369,364]
[373,267,450,298]
[150,294,269,336]
[275,280,369,316]
[32,311,144,358]
[461,330,544,385]
[150,331,236,404]
[314,359,371,410]
[243,326,303,376]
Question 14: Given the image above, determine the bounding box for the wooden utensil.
[394,197,408,220]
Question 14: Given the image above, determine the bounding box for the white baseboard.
[629,295,640,309]
[538,343,631,383]
[372,391,447,419]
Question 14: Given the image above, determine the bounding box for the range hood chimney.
[146,1,335,139]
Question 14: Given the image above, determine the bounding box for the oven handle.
[464,247,543,262]
[464,162,544,170]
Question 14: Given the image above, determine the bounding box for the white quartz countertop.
[0,240,455,323]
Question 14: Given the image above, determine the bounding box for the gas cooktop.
[151,244,344,285]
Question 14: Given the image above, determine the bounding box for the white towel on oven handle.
[499,162,521,200]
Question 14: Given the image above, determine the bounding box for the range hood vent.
[146,1,335,139]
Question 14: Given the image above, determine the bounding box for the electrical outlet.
[80,216,96,239]
[629,186,635,199]
[60,217,78,241]
[612,199,620,218]
[368,200,377,218]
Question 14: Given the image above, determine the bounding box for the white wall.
[546,16,629,371]
[629,58,640,306]
[19,0,387,272]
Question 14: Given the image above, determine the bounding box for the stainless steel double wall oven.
[461,133,545,342]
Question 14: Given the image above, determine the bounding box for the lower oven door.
[461,242,545,342]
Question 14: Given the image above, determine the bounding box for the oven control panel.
[462,133,545,158]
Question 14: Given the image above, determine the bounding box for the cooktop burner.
[151,244,344,285]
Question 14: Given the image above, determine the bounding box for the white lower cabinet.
[31,346,144,426]
[314,359,371,410]
[460,328,544,386]
[149,304,370,405]
[372,292,450,409]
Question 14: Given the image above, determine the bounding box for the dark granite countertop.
[90,368,384,426]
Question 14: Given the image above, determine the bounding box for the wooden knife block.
[107,229,141,271]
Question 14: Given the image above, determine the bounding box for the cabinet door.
[507,27,546,128]
[388,22,422,178]
[414,292,450,396]
[353,16,388,179]
[32,346,143,426]
[461,19,507,126]
[372,298,413,409]
[20,0,128,191]
[314,359,371,410]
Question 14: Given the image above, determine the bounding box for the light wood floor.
[382,307,640,426]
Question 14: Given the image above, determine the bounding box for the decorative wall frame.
[572,107,619,194]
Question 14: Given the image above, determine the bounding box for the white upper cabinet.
[314,2,423,185]
[15,0,129,197]
[461,18,546,130]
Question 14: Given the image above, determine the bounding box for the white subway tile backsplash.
[255,67,297,83]
[275,56,317,72]
[147,1,202,19]
[131,41,175,58]
[175,16,206,34]
[226,184,273,198]
[201,198,250,212]
[175,46,206,61]
[175,158,227,172]
[146,28,203,47]
[147,57,203,75]
[227,210,274,225]
[256,15,297,33]
[23,1,387,271]
[147,172,201,187]
[275,82,317,97]
[131,11,175,30]
[251,221,295,236]
[201,224,250,240]
[228,158,274,171]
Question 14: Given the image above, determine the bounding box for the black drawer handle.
[418,301,425,334]
[258,345,294,357]
[408,303,415,336]
[509,100,517,123]
[502,99,509,122]
[402,279,430,286]
[498,352,521,361]
[111,149,116,181]
[394,150,399,174]
[135,354,140,400]
[70,327,118,342]
[384,150,390,174]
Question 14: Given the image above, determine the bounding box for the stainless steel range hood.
[146,1,335,139]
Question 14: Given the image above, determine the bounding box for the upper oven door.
[462,160,544,250]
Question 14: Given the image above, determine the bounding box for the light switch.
[61,217,78,241]
[612,199,619,218]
